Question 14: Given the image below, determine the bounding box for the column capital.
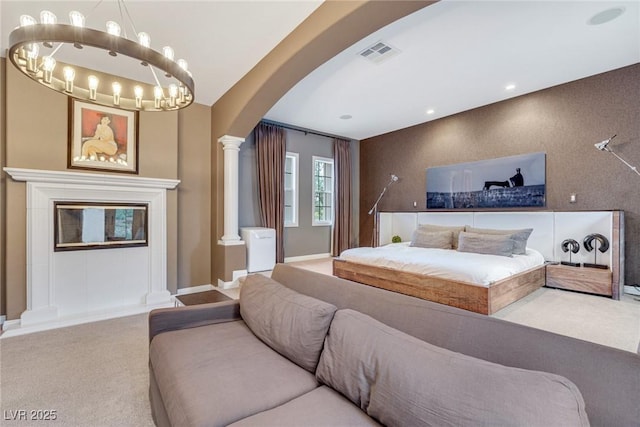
[218,135,245,150]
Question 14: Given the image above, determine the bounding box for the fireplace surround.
[3,168,179,334]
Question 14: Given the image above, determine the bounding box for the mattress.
[339,243,545,286]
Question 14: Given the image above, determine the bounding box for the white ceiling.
[265,0,640,140]
[2,1,639,141]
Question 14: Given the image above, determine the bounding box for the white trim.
[0,301,173,338]
[285,253,332,263]
[312,156,334,227]
[284,151,299,228]
[4,167,180,189]
[0,315,6,326]
[624,285,640,296]
[176,284,215,295]
[217,269,248,289]
[217,239,246,246]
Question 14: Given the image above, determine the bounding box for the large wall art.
[426,152,546,209]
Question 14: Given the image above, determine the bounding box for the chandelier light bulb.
[134,85,143,108]
[137,32,151,47]
[112,82,122,105]
[178,85,186,104]
[26,44,39,73]
[177,59,188,71]
[106,21,121,36]
[63,66,75,93]
[40,10,57,25]
[88,75,99,100]
[168,84,178,107]
[42,56,56,83]
[39,10,57,47]
[69,11,85,28]
[154,85,164,109]
[163,46,175,61]
[19,15,36,27]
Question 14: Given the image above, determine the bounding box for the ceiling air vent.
[359,41,400,64]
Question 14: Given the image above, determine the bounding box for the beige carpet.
[1,259,638,427]
[0,314,154,427]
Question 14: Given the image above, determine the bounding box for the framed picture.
[426,152,546,209]
[68,99,139,174]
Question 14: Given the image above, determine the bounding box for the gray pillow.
[240,274,337,372]
[410,229,453,249]
[416,224,465,249]
[457,231,515,257]
[465,226,533,255]
[317,309,590,427]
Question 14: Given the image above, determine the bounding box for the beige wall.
[360,64,640,287]
[1,60,211,319]
[177,104,211,288]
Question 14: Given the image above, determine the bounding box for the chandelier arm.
[120,0,140,41]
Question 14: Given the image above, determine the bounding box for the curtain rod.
[260,119,353,142]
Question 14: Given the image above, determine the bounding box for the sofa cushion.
[240,274,337,372]
[150,320,319,427]
[317,309,590,427]
[228,386,381,427]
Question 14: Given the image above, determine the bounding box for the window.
[284,152,299,227]
[312,156,334,226]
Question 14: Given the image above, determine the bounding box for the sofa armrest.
[149,300,241,343]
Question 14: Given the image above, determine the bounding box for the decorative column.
[218,135,245,244]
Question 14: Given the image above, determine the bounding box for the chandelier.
[8,1,195,112]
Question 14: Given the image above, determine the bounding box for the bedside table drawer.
[546,264,612,296]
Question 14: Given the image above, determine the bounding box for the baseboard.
[284,253,332,263]
[623,285,640,296]
[176,284,214,295]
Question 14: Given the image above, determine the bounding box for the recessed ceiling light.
[426,109,435,115]
[588,7,625,25]
[505,84,516,91]
[339,114,352,120]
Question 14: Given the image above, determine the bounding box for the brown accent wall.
[360,64,640,286]
[1,60,210,319]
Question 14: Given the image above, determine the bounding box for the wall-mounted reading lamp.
[594,134,640,176]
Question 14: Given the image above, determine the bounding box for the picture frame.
[426,152,546,209]
[68,99,139,174]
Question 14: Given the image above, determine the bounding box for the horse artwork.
[483,180,511,190]
[426,153,546,209]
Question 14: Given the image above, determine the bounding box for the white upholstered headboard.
[378,211,621,268]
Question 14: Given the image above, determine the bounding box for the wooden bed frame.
[333,258,546,315]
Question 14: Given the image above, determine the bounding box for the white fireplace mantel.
[3,167,179,334]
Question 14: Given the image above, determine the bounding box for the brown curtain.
[332,138,352,256]
[255,122,286,263]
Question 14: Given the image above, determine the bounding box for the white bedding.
[339,243,545,286]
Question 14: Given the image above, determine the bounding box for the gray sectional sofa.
[148,264,640,427]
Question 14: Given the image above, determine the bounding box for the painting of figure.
[69,99,138,174]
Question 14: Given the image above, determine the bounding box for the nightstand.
[545,264,612,296]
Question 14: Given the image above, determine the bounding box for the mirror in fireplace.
[54,202,148,251]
